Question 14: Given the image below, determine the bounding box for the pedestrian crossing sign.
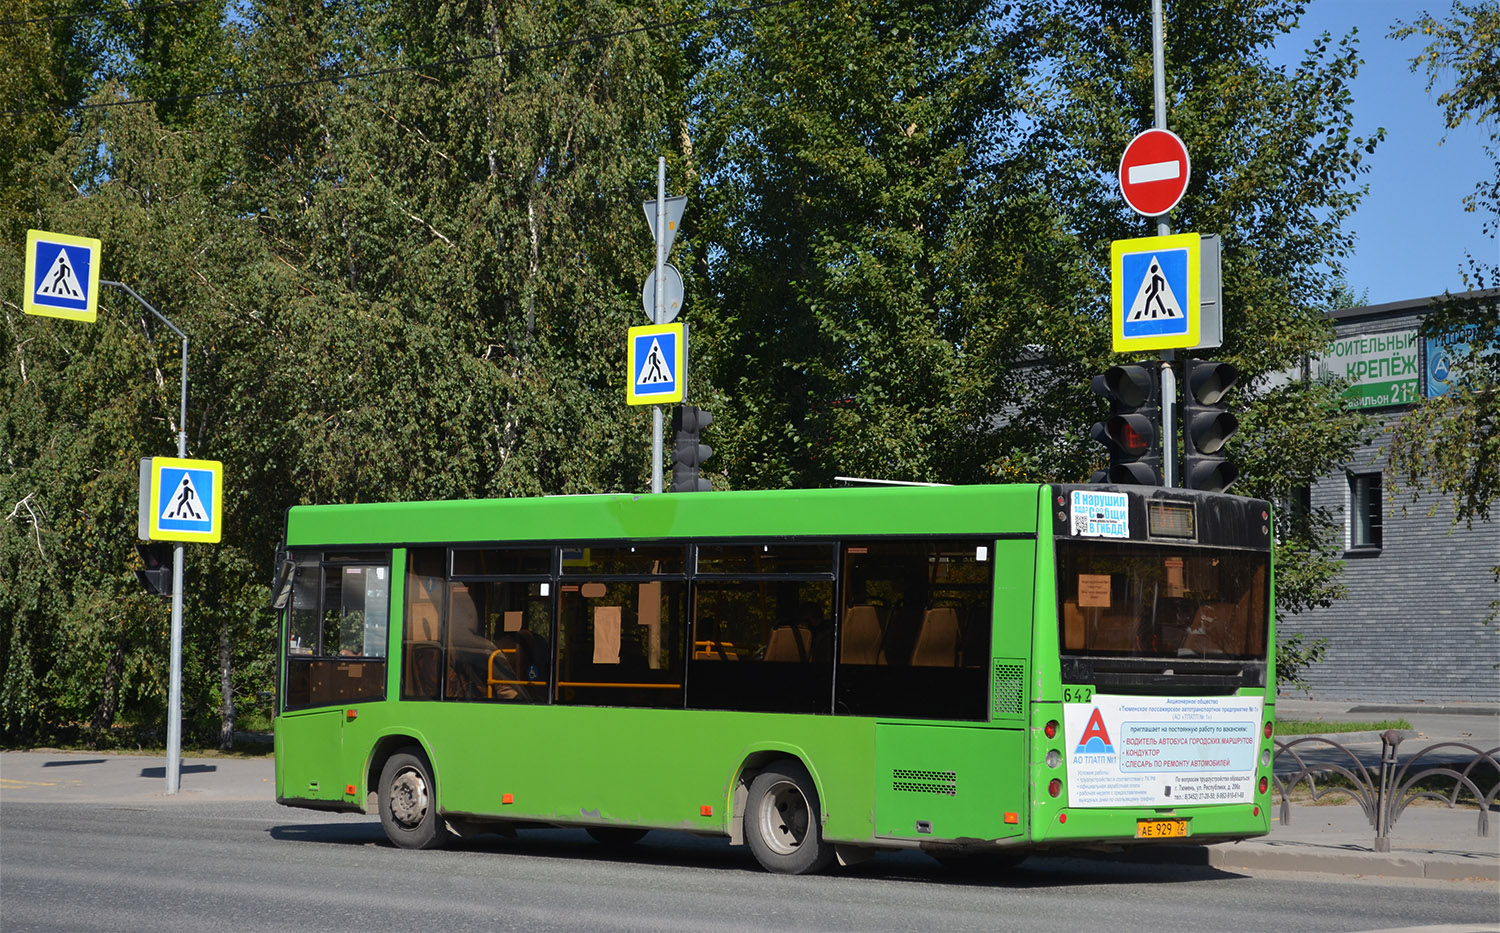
[148,457,223,543]
[24,229,102,323]
[1111,232,1200,351]
[626,322,685,405]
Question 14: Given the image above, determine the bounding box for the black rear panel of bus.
[1050,485,1273,694]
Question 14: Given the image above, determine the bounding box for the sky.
[1267,0,1494,307]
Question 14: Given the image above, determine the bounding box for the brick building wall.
[1280,296,1500,703]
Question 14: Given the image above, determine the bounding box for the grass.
[1275,718,1412,735]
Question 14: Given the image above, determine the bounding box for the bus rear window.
[1057,542,1267,660]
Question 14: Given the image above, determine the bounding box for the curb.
[1086,842,1499,883]
[1203,843,1500,883]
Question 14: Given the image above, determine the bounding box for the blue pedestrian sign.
[148,457,224,543]
[1111,233,1201,352]
[24,229,101,323]
[626,322,685,405]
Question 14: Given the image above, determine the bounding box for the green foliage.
[1389,2,1500,530]
[3,0,1383,744]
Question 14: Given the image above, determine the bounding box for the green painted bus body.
[274,484,1275,855]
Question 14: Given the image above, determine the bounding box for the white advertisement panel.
[1064,694,1263,808]
[1309,329,1419,409]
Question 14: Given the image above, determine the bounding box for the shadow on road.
[269,822,388,845]
[139,763,218,778]
[264,819,1248,888]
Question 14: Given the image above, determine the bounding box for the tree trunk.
[218,620,234,751]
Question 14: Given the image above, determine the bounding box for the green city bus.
[272,483,1276,874]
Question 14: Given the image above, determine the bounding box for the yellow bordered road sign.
[627,322,685,405]
[148,457,224,543]
[24,229,101,322]
[1111,232,1200,352]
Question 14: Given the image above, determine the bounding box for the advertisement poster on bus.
[1063,695,1263,808]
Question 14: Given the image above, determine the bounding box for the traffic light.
[671,405,713,492]
[135,542,173,597]
[1182,360,1240,492]
[1089,362,1162,486]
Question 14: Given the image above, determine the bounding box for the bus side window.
[686,542,835,715]
[282,552,390,710]
[556,571,686,709]
[835,539,993,722]
[402,548,445,701]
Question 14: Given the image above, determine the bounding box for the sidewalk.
[1181,698,1500,882]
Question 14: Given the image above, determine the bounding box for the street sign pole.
[1150,0,1178,487]
[104,279,189,795]
[652,157,666,494]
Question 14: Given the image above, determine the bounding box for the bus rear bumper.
[1028,803,1271,847]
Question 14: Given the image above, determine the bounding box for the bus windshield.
[1057,541,1268,661]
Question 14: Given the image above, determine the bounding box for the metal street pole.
[103,279,188,794]
[1151,0,1178,488]
[652,157,666,494]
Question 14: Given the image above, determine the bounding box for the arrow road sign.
[1119,129,1191,217]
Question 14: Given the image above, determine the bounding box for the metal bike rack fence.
[1273,730,1499,853]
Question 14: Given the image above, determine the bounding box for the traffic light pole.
[102,279,188,795]
[1151,0,1179,488]
[652,157,666,494]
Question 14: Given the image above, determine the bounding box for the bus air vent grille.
[892,769,957,796]
[992,660,1026,719]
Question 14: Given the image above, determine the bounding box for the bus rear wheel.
[378,748,449,850]
[744,762,833,875]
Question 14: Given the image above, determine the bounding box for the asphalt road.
[2,797,1497,933]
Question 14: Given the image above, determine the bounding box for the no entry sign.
[1118,129,1191,217]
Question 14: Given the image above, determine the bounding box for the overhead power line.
[3,0,801,116]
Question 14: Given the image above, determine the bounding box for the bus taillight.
[1045,720,1058,739]
[1048,779,1062,798]
[1264,721,1273,738]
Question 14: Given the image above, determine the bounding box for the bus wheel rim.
[758,780,809,856]
[390,767,430,828]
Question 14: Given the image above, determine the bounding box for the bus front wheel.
[744,762,833,875]
[378,748,449,850]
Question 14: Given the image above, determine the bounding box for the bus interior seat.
[1093,615,1139,652]
[1180,602,1233,656]
[1063,601,1085,651]
[764,625,812,662]
[840,605,885,664]
[408,595,441,642]
[910,607,960,667]
[404,595,443,695]
[487,641,528,700]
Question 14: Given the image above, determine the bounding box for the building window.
[1348,472,1383,551]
